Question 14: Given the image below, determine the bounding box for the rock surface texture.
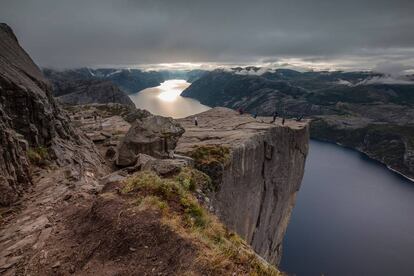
[176,107,309,264]
[0,23,103,205]
[0,24,107,274]
[117,115,185,166]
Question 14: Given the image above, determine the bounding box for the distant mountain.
[182,68,414,113]
[182,68,414,180]
[44,68,165,94]
[44,68,209,97]
[158,69,208,83]
[54,79,135,107]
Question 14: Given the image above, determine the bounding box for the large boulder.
[116,115,185,167]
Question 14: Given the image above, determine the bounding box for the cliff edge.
[177,107,309,264]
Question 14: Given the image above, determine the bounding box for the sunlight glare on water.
[128,79,210,118]
[157,80,185,102]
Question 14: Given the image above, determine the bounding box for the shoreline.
[311,138,414,184]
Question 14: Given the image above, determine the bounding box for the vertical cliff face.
[177,107,309,264]
[0,23,102,205]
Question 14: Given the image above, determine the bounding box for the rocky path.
[0,165,108,275]
[0,106,132,275]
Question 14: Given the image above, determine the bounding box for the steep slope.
[0,23,102,204]
[22,169,282,276]
[177,108,309,264]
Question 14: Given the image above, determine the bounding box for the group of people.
[251,110,287,125]
[193,108,304,127]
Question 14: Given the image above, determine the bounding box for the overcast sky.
[1,0,413,72]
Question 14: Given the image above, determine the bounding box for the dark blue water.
[281,140,414,275]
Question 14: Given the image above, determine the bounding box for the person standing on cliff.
[271,111,278,123]
[194,116,198,127]
[282,117,286,125]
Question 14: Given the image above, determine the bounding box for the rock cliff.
[176,107,309,264]
[0,23,103,205]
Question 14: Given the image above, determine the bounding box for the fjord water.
[130,81,414,275]
[128,79,210,118]
[281,140,414,275]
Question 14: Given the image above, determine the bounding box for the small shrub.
[180,194,208,228]
[188,145,230,192]
[138,196,168,211]
[189,145,230,166]
[175,167,212,192]
[122,171,163,193]
[27,146,49,166]
[122,171,181,200]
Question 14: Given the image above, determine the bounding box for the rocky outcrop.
[0,106,31,205]
[176,107,309,264]
[54,79,135,107]
[116,115,185,166]
[0,23,103,205]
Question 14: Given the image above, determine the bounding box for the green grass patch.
[180,194,208,228]
[123,170,210,229]
[122,171,181,200]
[175,167,212,192]
[138,195,168,211]
[187,145,230,192]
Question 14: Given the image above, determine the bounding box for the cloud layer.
[1,0,413,70]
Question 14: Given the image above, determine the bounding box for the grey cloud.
[0,0,413,70]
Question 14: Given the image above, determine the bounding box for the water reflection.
[129,79,210,118]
